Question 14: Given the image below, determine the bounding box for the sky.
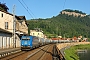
[0,0,90,20]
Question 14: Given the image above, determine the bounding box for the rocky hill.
[27,9,90,38]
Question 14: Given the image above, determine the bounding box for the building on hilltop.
[61,11,86,17]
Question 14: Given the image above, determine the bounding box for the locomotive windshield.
[22,37,30,40]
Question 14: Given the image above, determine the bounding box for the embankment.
[56,42,90,59]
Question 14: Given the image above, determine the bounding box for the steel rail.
[25,45,49,60]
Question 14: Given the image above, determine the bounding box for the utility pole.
[63,34,65,43]
[13,5,16,48]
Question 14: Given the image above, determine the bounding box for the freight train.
[20,35,71,50]
[21,35,51,50]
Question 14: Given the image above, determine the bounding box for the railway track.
[26,44,53,60]
[0,44,54,60]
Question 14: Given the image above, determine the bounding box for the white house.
[30,30,44,38]
[0,10,28,48]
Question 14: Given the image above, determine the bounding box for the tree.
[0,2,9,12]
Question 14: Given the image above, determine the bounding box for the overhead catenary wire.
[63,0,66,9]
[22,0,37,19]
[18,0,34,19]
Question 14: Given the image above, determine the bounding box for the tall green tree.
[0,2,9,12]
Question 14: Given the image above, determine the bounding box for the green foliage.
[88,38,90,42]
[0,2,9,12]
[27,10,90,38]
[65,47,79,60]
[64,44,90,60]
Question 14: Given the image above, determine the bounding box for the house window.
[20,21,22,25]
[33,33,34,35]
[1,13,3,17]
[38,33,39,35]
[5,22,8,29]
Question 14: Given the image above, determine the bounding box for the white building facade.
[0,10,28,48]
[0,28,13,49]
[30,30,44,38]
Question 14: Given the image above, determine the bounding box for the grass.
[64,44,90,60]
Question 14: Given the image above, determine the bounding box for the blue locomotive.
[21,35,45,50]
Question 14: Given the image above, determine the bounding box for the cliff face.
[61,11,86,17]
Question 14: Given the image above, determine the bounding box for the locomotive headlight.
[22,44,23,45]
